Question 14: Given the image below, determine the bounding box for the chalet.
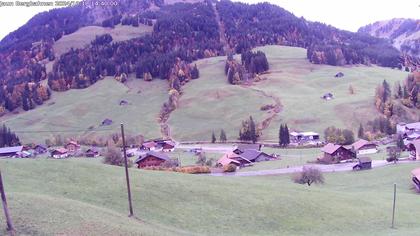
[141,141,159,151]
[350,139,378,155]
[85,148,100,158]
[217,152,252,167]
[233,144,262,154]
[101,118,113,126]
[135,151,170,168]
[34,145,47,154]
[321,93,333,100]
[217,156,241,167]
[65,141,80,153]
[240,149,277,162]
[335,72,344,78]
[51,148,68,159]
[408,140,420,160]
[161,141,175,152]
[411,168,420,192]
[319,143,355,164]
[290,131,320,144]
[0,146,23,157]
[353,156,372,170]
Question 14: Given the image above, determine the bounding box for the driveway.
[209,160,417,177]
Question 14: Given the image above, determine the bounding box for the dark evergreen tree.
[191,64,200,79]
[279,124,284,146]
[220,129,227,143]
[211,131,216,143]
[284,124,290,146]
[249,116,257,143]
[358,123,364,139]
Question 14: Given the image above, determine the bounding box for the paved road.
[177,144,236,153]
[210,160,418,177]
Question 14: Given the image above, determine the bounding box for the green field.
[53,25,152,57]
[0,78,168,143]
[170,45,412,141]
[1,158,420,235]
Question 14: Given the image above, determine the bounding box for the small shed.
[353,156,372,170]
[85,148,100,158]
[335,72,344,78]
[321,93,334,100]
[101,118,113,126]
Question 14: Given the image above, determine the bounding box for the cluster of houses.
[216,144,278,169]
[133,139,176,168]
[397,122,420,160]
[49,141,100,159]
[318,139,378,165]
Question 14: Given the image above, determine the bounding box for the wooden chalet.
[51,148,68,159]
[350,139,378,155]
[65,141,80,153]
[239,149,277,162]
[233,144,262,154]
[408,140,420,160]
[319,143,355,164]
[411,168,420,192]
[217,152,252,167]
[0,146,23,157]
[141,141,158,151]
[353,156,372,170]
[135,151,170,168]
[85,148,100,158]
[161,141,175,152]
[34,145,47,154]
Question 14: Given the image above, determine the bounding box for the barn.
[135,151,170,168]
[350,139,378,155]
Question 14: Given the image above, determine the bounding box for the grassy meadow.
[0,78,168,143]
[171,45,411,142]
[53,25,152,57]
[1,158,420,235]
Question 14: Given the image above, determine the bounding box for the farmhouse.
[135,151,170,168]
[217,152,252,167]
[411,168,420,191]
[349,139,378,155]
[65,141,80,153]
[141,141,158,151]
[233,144,262,154]
[34,145,47,154]
[319,143,355,163]
[0,146,23,157]
[353,156,372,170]
[85,148,100,157]
[290,131,320,144]
[408,140,420,160]
[240,149,277,162]
[51,148,68,159]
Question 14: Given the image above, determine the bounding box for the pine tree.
[284,124,290,146]
[357,123,364,139]
[382,80,391,102]
[211,131,216,143]
[279,124,284,146]
[249,116,257,143]
[396,134,405,150]
[220,129,227,143]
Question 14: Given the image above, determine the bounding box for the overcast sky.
[0,0,419,40]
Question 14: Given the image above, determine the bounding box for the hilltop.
[359,18,420,57]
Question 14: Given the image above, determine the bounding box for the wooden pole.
[0,171,15,235]
[391,183,396,228]
[121,124,134,217]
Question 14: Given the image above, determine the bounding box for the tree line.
[0,124,20,148]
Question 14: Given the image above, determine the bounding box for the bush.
[223,164,237,172]
[143,165,210,174]
[292,167,324,186]
[103,146,132,167]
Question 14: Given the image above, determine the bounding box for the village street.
[209,160,420,177]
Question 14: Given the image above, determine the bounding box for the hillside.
[1,158,420,235]
[1,45,414,144]
[358,18,420,57]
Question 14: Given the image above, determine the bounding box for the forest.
[216,0,401,67]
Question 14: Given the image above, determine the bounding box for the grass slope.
[53,25,152,57]
[0,78,168,143]
[171,46,411,141]
[1,158,420,235]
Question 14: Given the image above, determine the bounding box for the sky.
[0,0,419,40]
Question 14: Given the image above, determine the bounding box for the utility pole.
[121,124,134,217]
[391,183,397,228]
[0,170,15,235]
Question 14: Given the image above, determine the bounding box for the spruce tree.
[357,123,364,139]
[211,131,216,143]
[220,129,227,143]
[279,124,284,146]
[284,124,290,146]
[249,116,257,143]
